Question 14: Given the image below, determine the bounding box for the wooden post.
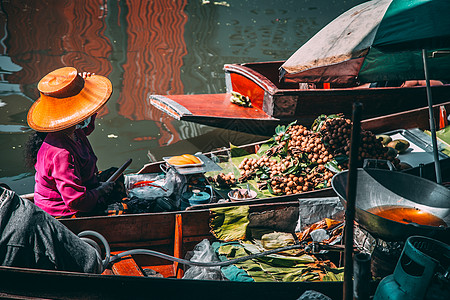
[343,102,362,300]
[174,213,184,278]
[422,49,442,183]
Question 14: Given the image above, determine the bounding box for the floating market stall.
[20,103,450,212]
[1,186,363,300]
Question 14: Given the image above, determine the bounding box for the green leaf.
[311,114,328,132]
[256,165,270,180]
[275,124,287,136]
[286,120,297,129]
[257,141,273,155]
[334,155,348,164]
[281,133,291,142]
[325,160,343,173]
[230,143,251,157]
[315,181,327,189]
[267,181,283,195]
[280,141,290,156]
[311,114,342,132]
[283,161,303,175]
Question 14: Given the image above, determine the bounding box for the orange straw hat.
[27,67,112,132]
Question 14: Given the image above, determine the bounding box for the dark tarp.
[0,187,101,273]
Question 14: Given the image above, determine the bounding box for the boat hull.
[0,266,352,300]
[0,201,373,300]
[150,61,450,134]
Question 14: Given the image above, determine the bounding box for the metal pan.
[331,168,450,242]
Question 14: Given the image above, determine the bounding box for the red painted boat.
[150,61,450,134]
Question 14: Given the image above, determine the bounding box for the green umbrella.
[280,0,450,183]
[359,0,450,83]
[362,0,450,183]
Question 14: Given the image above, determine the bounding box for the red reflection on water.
[2,0,188,146]
[117,0,188,145]
[118,0,187,120]
[3,0,113,116]
[3,1,111,81]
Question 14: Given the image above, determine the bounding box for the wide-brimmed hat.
[27,67,112,132]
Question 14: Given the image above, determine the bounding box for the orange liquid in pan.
[367,205,447,227]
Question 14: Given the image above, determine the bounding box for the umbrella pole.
[422,49,442,184]
[343,102,362,300]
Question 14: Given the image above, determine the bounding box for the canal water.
[0,0,365,194]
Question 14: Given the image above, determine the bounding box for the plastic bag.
[163,166,187,209]
[123,172,178,213]
[125,173,168,198]
[182,239,225,280]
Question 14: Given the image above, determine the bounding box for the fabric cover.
[280,0,450,84]
[0,187,101,273]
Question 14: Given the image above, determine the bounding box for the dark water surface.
[0,0,365,194]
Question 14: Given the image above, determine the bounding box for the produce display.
[211,114,405,197]
[210,172,236,188]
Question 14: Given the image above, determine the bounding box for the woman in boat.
[25,67,124,218]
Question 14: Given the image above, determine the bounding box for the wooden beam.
[174,213,184,278]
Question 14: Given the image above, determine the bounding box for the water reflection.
[0,0,365,193]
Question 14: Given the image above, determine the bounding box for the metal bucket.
[331,168,450,242]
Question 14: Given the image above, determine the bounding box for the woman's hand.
[95,181,114,197]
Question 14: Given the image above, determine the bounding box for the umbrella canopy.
[279,0,450,85]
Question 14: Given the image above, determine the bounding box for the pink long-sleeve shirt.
[34,116,102,217]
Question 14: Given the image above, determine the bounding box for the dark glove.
[95,181,114,197]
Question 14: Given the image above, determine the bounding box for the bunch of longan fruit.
[236,116,399,196]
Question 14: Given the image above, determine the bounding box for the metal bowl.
[331,168,450,242]
[228,189,257,202]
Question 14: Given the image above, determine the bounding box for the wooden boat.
[0,199,379,300]
[3,107,449,299]
[149,61,450,134]
[20,103,450,207]
[139,103,450,209]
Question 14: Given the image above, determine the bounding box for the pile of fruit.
[236,114,402,196]
[209,172,237,188]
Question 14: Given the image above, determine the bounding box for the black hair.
[24,131,48,169]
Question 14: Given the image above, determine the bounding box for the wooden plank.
[361,102,450,133]
[61,212,176,246]
[0,265,360,300]
[174,213,183,278]
[150,93,276,120]
[179,210,212,238]
[110,253,144,277]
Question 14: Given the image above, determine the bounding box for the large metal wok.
[331,168,450,242]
